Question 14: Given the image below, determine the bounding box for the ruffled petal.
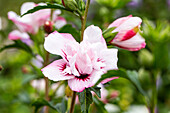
[68,70,103,92]
[44,31,78,57]
[99,48,118,71]
[83,25,107,48]
[41,59,74,81]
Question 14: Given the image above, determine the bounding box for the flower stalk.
[69,91,77,113]
[80,0,90,41]
[44,51,50,113]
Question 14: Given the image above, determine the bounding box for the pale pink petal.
[99,49,118,71]
[8,30,30,40]
[68,70,104,92]
[54,16,67,29]
[101,77,119,84]
[112,33,146,51]
[41,59,74,81]
[20,2,36,15]
[83,25,107,48]
[76,48,93,75]
[44,31,78,57]
[108,15,132,28]
[8,11,36,34]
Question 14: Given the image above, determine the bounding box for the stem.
[69,91,77,113]
[80,0,91,41]
[149,70,160,113]
[43,52,50,113]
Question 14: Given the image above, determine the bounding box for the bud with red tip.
[107,15,146,51]
[44,21,54,34]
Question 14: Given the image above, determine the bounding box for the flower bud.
[108,15,146,51]
[78,0,85,11]
[0,65,3,71]
[44,21,54,34]
[62,0,78,11]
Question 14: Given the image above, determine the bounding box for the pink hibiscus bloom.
[42,25,118,92]
[8,30,32,45]
[8,2,51,34]
[108,15,146,51]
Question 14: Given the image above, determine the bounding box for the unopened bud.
[78,0,85,11]
[0,65,3,71]
[62,0,78,11]
[44,21,53,34]
[21,66,30,74]
[65,85,73,97]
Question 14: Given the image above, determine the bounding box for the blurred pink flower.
[8,2,50,34]
[8,3,66,34]
[108,15,146,51]
[8,30,32,45]
[42,25,118,92]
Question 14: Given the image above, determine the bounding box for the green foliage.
[0,40,34,56]
[22,3,67,17]
[89,87,101,98]
[59,24,80,42]
[92,96,108,113]
[95,69,146,96]
[96,0,130,9]
[78,89,93,113]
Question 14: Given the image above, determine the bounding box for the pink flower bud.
[108,15,146,51]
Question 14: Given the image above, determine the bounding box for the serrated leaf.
[32,98,57,113]
[95,69,147,96]
[22,3,69,17]
[59,24,80,42]
[89,87,101,98]
[78,89,93,113]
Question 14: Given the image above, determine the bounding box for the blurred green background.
[0,0,170,113]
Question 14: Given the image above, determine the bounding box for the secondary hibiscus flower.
[8,2,66,34]
[8,2,50,34]
[42,25,118,92]
[108,15,146,51]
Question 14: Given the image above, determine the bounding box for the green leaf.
[55,98,67,113]
[92,96,108,113]
[102,27,116,35]
[32,98,57,113]
[59,24,80,42]
[95,69,147,96]
[89,87,101,98]
[22,3,70,17]
[0,40,34,56]
[78,89,93,113]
